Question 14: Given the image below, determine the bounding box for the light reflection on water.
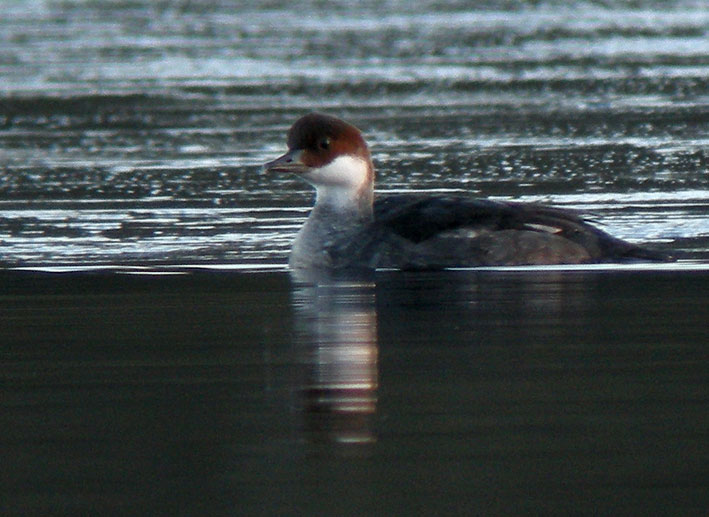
[292,277,379,446]
[2,4,709,515]
[4,4,709,516]
[2,1,709,270]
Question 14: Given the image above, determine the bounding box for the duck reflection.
[291,271,378,445]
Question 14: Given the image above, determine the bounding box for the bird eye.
[318,138,330,150]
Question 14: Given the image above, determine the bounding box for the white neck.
[290,156,375,269]
[314,185,362,211]
[304,155,373,215]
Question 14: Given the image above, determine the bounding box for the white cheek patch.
[304,155,369,188]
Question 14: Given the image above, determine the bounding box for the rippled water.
[1,0,708,268]
[2,3,709,515]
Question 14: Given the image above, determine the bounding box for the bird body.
[264,113,672,270]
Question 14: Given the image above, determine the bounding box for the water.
[1,1,708,267]
[1,1,708,514]
[2,269,707,514]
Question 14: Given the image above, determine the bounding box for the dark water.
[1,1,709,515]
[2,269,708,515]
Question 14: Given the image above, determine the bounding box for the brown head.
[264,113,375,211]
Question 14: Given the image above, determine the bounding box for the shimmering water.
[1,1,708,515]
[1,0,708,268]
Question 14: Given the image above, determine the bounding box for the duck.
[264,112,672,270]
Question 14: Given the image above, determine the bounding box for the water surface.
[1,0,708,268]
[2,269,708,514]
[1,1,708,515]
